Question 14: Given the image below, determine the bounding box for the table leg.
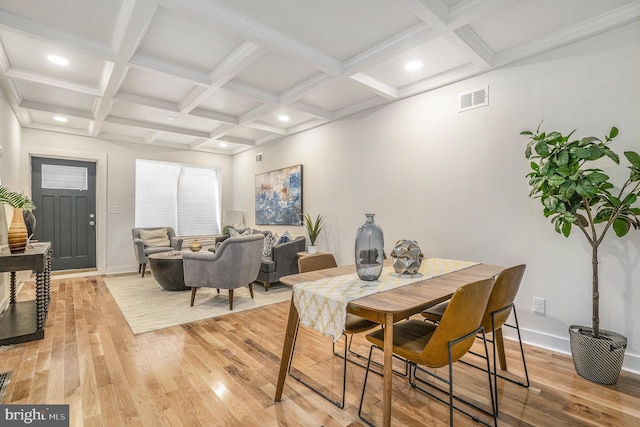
[9,271,16,304]
[382,312,393,427]
[275,296,300,401]
[35,272,45,331]
[495,327,507,370]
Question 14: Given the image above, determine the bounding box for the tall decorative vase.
[23,209,36,239]
[355,213,384,281]
[8,208,28,253]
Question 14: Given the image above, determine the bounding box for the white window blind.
[135,160,220,236]
[42,164,88,190]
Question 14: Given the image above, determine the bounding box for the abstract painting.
[255,165,302,225]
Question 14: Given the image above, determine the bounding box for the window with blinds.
[135,160,220,236]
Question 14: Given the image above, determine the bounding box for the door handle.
[89,221,96,226]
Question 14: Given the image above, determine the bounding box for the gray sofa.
[214,230,306,291]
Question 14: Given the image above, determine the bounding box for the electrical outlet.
[533,297,545,314]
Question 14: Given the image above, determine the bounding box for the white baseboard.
[105,265,139,275]
[503,326,639,375]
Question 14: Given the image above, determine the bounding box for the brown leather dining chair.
[422,264,529,414]
[359,278,497,427]
[288,253,380,409]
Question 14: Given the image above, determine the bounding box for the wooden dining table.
[274,259,505,427]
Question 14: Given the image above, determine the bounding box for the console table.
[0,242,52,345]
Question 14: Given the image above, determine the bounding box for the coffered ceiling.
[0,0,638,155]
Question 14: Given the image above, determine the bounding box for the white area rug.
[104,274,292,335]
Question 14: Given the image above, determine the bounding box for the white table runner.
[293,257,480,340]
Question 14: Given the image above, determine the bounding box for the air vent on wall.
[458,86,489,112]
[256,153,263,163]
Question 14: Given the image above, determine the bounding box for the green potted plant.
[521,123,640,384]
[302,213,327,254]
[0,185,36,253]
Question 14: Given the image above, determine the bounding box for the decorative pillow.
[276,231,292,245]
[139,228,170,247]
[262,231,277,257]
[229,227,251,237]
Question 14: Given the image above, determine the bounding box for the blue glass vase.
[355,213,384,281]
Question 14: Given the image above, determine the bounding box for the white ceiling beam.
[25,122,91,137]
[331,97,389,121]
[91,0,158,137]
[278,73,334,105]
[446,27,493,69]
[189,108,237,125]
[207,123,237,140]
[142,131,160,144]
[105,116,211,138]
[217,136,255,146]
[349,73,398,99]
[244,122,287,135]
[239,104,276,125]
[343,23,434,75]
[20,101,94,120]
[5,68,103,96]
[288,102,332,121]
[494,2,640,67]
[223,82,278,105]
[161,0,342,75]
[128,54,211,86]
[114,92,180,112]
[398,62,481,97]
[179,41,267,113]
[286,118,328,135]
[448,0,520,27]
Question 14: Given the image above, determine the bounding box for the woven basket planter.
[569,325,627,385]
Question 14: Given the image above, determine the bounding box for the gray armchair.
[183,233,265,310]
[132,227,183,277]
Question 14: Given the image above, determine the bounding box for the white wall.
[231,22,640,372]
[21,129,234,274]
[0,89,24,311]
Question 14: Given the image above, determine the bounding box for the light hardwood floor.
[0,276,638,426]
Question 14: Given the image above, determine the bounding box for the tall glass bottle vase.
[355,213,384,281]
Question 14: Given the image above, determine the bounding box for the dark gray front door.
[31,157,97,271]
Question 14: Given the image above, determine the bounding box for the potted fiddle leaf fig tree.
[302,213,326,254]
[521,123,640,384]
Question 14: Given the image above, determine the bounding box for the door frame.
[21,146,107,276]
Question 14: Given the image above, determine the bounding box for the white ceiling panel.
[0,0,122,46]
[137,6,245,74]
[300,80,380,112]
[470,0,637,53]
[0,0,636,155]
[198,88,262,117]
[18,81,96,112]
[212,0,421,60]
[364,38,471,89]
[118,68,197,104]
[229,52,321,95]
[0,30,107,87]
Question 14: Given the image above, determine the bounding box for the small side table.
[0,242,52,345]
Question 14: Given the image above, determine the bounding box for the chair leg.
[288,321,347,408]
[264,281,270,291]
[248,283,254,298]
[333,332,408,377]
[138,264,142,274]
[217,288,220,294]
[229,289,234,310]
[410,327,497,427]
[358,345,377,427]
[141,263,147,277]
[190,287,197,306]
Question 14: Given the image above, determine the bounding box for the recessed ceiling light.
[48,55,69,66]
[219,142,228,147]
[278,115,290,122]
[53,116,68,123]
[405,60,423,71]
